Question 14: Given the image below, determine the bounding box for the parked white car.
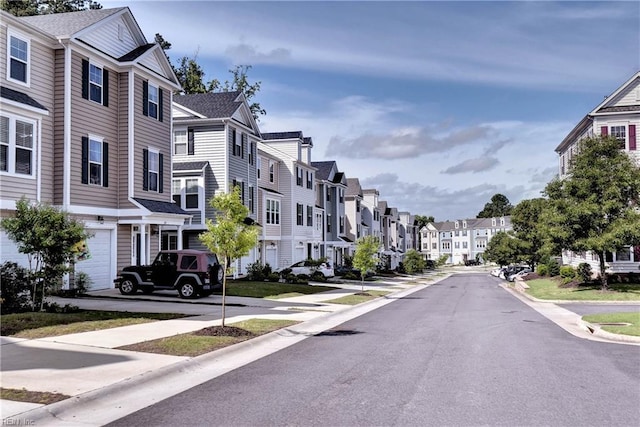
[286,260,335,278]
[508,268,532,282]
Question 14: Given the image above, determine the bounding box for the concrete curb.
[5,276,444,426]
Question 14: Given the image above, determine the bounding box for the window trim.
[0,113,36,178]
[147,148,160,192]
[173,128,187,155]
[88,135,104,186]
[266,198,280,225]
[7,30,30,86]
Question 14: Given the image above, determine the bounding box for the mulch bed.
[192,326,255,337]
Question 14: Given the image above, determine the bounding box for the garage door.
[75,229,113,290]
[0,231,31,267]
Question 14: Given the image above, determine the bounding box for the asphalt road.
[108,274,640,426]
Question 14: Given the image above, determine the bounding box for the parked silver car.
[286,260,335,278]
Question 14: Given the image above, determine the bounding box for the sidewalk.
[1,275,430,424]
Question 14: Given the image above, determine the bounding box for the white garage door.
[75,229,113,290]
[0,231,31,267]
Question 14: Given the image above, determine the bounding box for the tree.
[1,198,90,311]
[414,215,435,231]
[483,231,520,267]
[352,235,380,292]
[511,198,549,269]
[477,194,513,218]
[199,186,259,326]
[403,249,426,274]
[543,135,640,289]
[1,0,101,16]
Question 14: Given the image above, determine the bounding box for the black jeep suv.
[114,250,223,299]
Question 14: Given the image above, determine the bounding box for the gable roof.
[346,178,362,197]
[174,91,243,119]
[17,7,126,37]
[310,161,335,181]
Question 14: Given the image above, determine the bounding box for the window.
[297,203,304,225]
[610,125,626,149]
[462,230,467,237]
[143,148,163,193]
[442,242,451,250]
[356,200,361,212]
[142,81,162,121]
[81,135,108,186]
[306,171,313,189]
[248,141,254,165]
[8,33,29,84]
[1,115,35,176]
[172,179,181,205]
[476,240,487,249]
[463,221,467,228]
[232,179,245,204]
[326,189,331,202]
[339,188,344,203]
[432,243,437,249]
[491,218,497,227]
[266,199,280,225]
[455,242,460,249]
[233,130,242,157]
[174,130,187,155]
[339,216,344,234]
[296,167,303,186]
[315,213,323,231]
[327,214,332,232]
[82,59,108,106]
[463,242,468,249]
[307,205,313,227]
[269,161,275,183]
[455,221,459,229]
[616,247,631,261]
[162,234,178,251]
[185,179,199,209]
[257,157,261,180]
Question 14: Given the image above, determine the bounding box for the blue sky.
[104,0,640,220]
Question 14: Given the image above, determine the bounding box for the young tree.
[543,135,640,289]
[483,231,520,267]
[352,235,380,292]
[511,198,549,269]
[199,187,259,326]
[477,194,513,218]
[403,249,426,274]
[1,198,90,310]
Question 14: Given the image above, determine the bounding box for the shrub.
[0,261,33,314]
[546,259,561,277]
[396,262,406,274]
[560,265,576,279]
[577,263,593,283]
[267,272,281,282]
[310,271,327,282]
[536,264,549,276]
[246,261,273,281]
[436,254,450,267]
[343,272,360,280]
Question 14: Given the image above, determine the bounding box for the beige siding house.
[0,7,187,289]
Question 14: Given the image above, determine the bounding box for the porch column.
[177,225,184,250]
[140,224,147,265]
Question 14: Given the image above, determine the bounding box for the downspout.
[61,39,72,208]
[128,70,135,199]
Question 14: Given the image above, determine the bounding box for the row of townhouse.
[0,7,421,291]
[554,71,640,274]
[419,217,512,265]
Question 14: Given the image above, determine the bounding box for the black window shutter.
[103,142,109,187]
[158,88,164,122]
[188,130,194,155]
[82,60,89,100]
[158,153,164,193]
[142,81,149,116]
[81,136,88,184]
[241,133,246,159]
[142,148,148,190]
[103,69,109,107]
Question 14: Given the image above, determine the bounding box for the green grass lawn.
[118,318,299,356]
[525,279,640,301]
[218,280,338,299]
[325,290,390,305]
[1,311,186,337]
[582,312,640,336]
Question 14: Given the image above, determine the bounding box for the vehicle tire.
[178,281,197,299]
[119,278,137,295]
[213,265,224,284]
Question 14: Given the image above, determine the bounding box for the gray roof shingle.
[173,161,209,171]
[310,161,335,181]
[133,198,188,215]
[1,86,47,111]
[18,7,126,37]
[174,91,242,119]
[261,131,304,140]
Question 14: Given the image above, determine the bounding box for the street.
[108,274,640,426]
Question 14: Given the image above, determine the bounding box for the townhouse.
[420,217,512,264]
[170,91,260,275]
[361,188,382,242]
[344,178,364,243]
[261,132,320,269]
[555,71,640,273]
[311,160,350,266]
[0,7,187,290]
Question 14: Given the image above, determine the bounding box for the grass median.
[582,312,640,336]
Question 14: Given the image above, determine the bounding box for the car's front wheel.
[119,278,137,295]
[178,281,197,299]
